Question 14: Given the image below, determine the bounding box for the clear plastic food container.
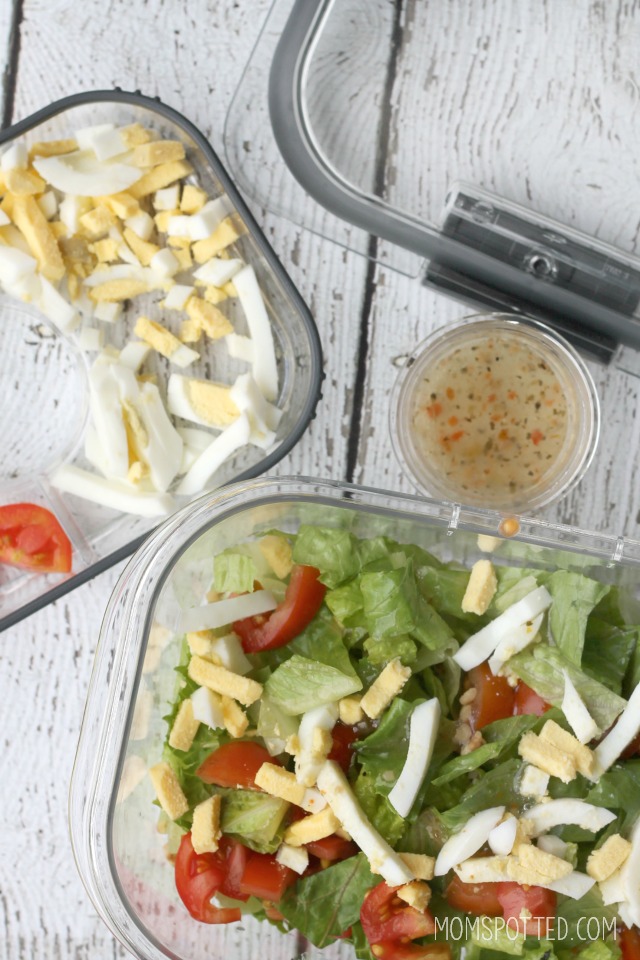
[0,90,322,631]
[70,476,640,960]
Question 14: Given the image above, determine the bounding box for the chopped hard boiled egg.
[388,698,440,817]
[316,760,413,886]
[454,585,552,671]
[434,806,506,877]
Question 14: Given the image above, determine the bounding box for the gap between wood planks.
[345,0,405,484]
[2,0,23,129]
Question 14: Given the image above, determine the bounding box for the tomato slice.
[370,943,451,960]
[305,834,358,861]
[496,881,556,936]
[513,681,551,717]
[0,502,72,573]
[328,722,360,773]
[233,564,327,653]
[196,742,277,789]
[239,851,296,901]
[445,875,502,917]
[174,833,240,924]
[218,839,250,902]
[619,926,640,960]
[466,663,515,730]
[361,882,436,944]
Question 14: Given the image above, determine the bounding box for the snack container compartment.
[0,90,322,630]
[70,475,640,960]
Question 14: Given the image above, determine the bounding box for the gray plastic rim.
[0,88,324,632]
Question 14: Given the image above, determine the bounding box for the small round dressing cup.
[391,315,600,513]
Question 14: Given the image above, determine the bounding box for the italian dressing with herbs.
[410,333,569,501]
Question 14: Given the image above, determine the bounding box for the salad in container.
[71,478,640,960]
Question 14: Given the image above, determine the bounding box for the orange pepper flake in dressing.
[531,429,544,446]
[426,401,442,418]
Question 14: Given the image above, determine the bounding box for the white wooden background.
[1,1,639,958]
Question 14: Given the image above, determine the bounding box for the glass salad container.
[71,475,640,960]
[0,90,322,631]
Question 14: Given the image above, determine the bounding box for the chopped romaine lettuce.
[292,524,360,588]
[213,551,257,594]
[470,916,526,955]
[279,853,376,948]
[546,570,610,665]
[220,788,289,853]
[265,653,362,715]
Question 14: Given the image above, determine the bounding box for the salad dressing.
[409,333,569,502]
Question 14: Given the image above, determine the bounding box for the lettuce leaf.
[583,620,638,696]
[508,645,626,731]
[265,654,362,715]
[417,566,480,623]
[546,570,609,665]
[555,888,619,948]
[279,853,376,948]
[220,788,289,852]
[360,564,421,639]
[352,769,406,844]
[363,634,418,666]
[292,525,360,588]
[470,916,526,955]
[325,580,364,623]
[432,715,545,786]
[213,551,257,593]
[441,759,525,832]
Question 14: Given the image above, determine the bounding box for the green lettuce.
[546,571,610,665]
[508,645,626,731]
[286,607,356,675]
[279,854,376,948]
[470,916,526,955]
[220,789,289,853]
[441,759,525,832]
[325,580,364,623]
[575,941,621,960]
[583,620,638,695]
[213,551,257,594]
[555,888,619,948]
[417,566,480,623]
[363,634,418,666]
[352,769,406,844]
[265,654,362,715]
[432,715,544,786]
[292,525,360,588]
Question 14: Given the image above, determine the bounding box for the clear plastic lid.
[226,0,640,359]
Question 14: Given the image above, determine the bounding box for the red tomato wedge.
[239,851,296,901]
[0,502,72,573]
[496,882,556,936]
[513,681,552,717]
[361,882,436,944]
[196,742,277,789]
[218,839,250,902]
[466,662,515,730]
[619,926,640,960]
[305,834,358,862]
[174,833,240,924]
[370,943,451,960]
[233,564,327,653]
[445,875,502,917]
[328,722,360,773]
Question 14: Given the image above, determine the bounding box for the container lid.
[226,0,640,363]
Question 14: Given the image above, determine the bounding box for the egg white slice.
[388,698,440,818]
